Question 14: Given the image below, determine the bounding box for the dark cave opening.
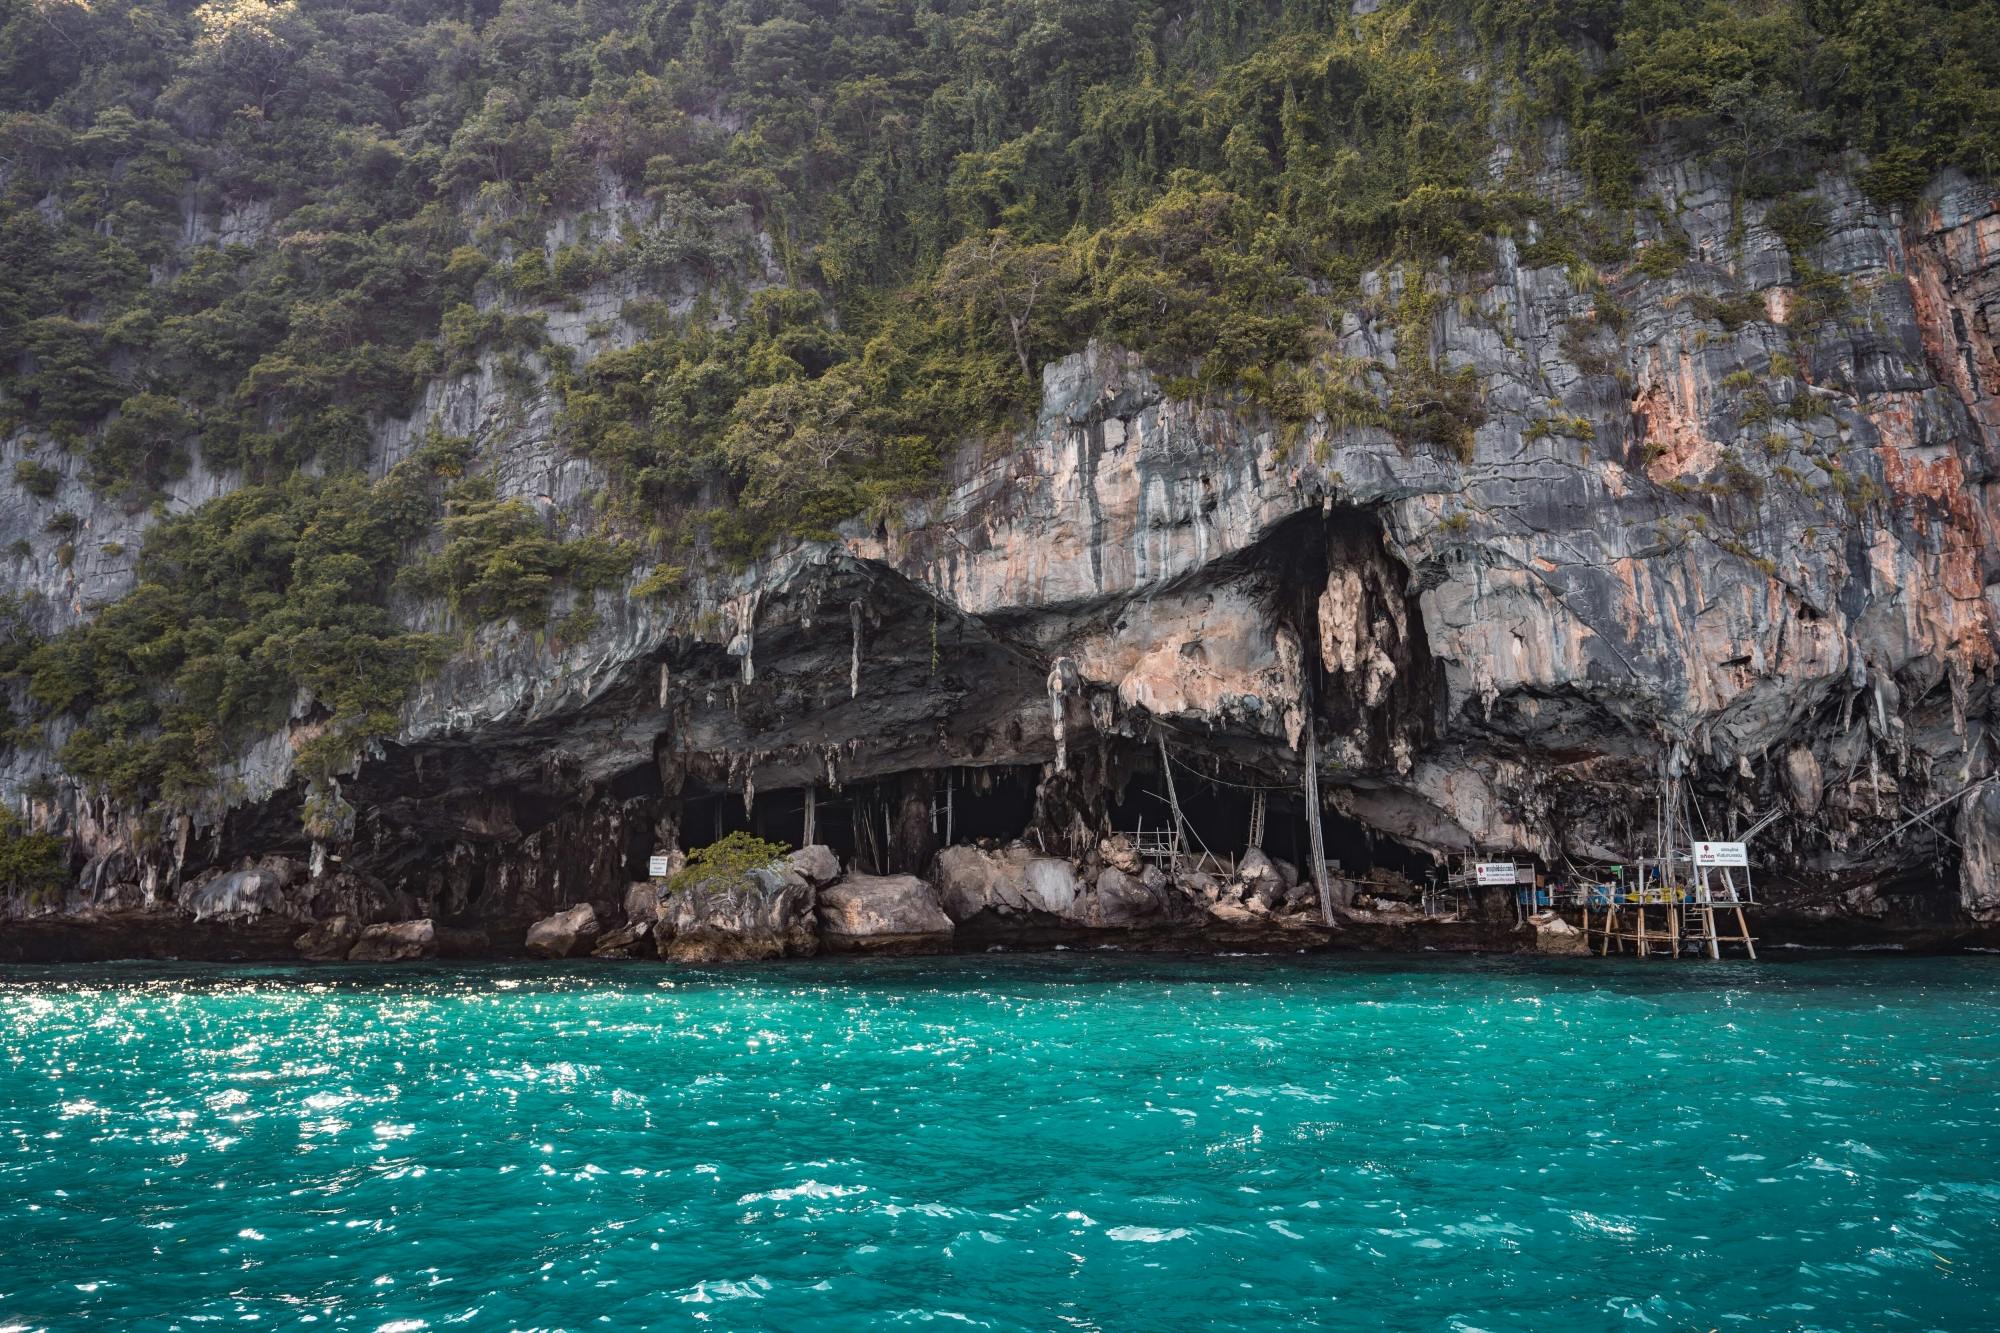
[940,765,1042,844]
[676,765,1040,874]
[1108,761,1436,883]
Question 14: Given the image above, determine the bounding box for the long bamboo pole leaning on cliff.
[1860,776,1996,853]
[1303,724,1334,926]
[1156,727,1193,874]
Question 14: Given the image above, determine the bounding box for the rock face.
[623,882,661,923]
[8,162,2000,957]
[347,919,435,962]
[1958,785,2000,923]
[525,904,600,959]
[183,858,303,923]
[817,874,955,953]
[655,868,818,962]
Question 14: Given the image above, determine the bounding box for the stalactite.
[849,599,863,700]
[727,590,762,684]
[1047,656,1078,772]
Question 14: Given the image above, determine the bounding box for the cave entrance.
[939,765,1040,844]
[1109,759,1436,885]
[677,764,1040,876]
[678,788,819,855]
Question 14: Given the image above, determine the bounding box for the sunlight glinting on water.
[2,954,1997,1329]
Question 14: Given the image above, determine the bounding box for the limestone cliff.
[6,158,2000,956]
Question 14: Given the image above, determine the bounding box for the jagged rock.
[182,857,304,922]
[293,914,360,961]
[1237,849,1286,910]
[1098,835,1142,874]
[786,845,842,886]
[1526,911,1589,956]
[1784,747,1824,817]
[818,874,954,952]
[307,870,418,926]
[1179,871,1224,907]
[1799,883,1892,922]
[591,920,652,958]
[656,867,817,962]
[1079,866,1183,928]
[932,844,1081,923]
[1959,785,2000,923]
[1278,876,1339,917]
[347,919,435,962]
[525,903,599,959]
[623,882,660,924]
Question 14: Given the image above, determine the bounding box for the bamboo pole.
[1302,724,1334,926]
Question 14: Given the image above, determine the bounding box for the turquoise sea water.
[2,955,1997,1331]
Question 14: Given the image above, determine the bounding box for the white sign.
[1476,862,1525,886]
[647,854,671,878]
[1693,841,1748,867]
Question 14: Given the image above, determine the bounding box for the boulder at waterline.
[1527,911,1589,956]
[817,874,954,953]
[932,844,1082,924]
[294,915,360,961]
[656,867,817,962]
[347,918,435,962]
[526,904,600,959]
[591,920,652,959]
[786,845,842,886]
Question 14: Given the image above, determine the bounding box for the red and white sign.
[1693,841,1748,867]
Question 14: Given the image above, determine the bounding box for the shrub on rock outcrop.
[666,831,791,895]
[0,809,68,905]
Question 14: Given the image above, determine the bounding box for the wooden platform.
[1578,895,1757,959]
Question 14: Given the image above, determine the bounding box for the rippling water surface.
[3,954,1998,1329]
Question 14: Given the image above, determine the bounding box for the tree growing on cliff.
[934,231,1074,385]
[0,807,67,904]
